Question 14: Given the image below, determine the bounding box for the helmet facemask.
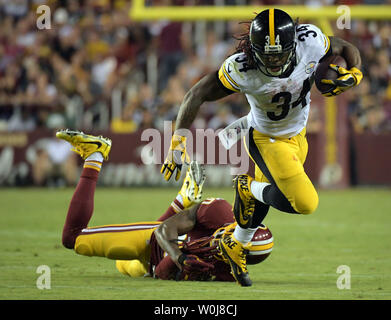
[252,41,296,77]
[249,8,297,78]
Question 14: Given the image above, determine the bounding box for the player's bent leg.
[245,128,318,215]
[73,222,160,261]
[59,130,112,249]
[62,167,100,249]
[280,172,319,214]
[256,172,319,214]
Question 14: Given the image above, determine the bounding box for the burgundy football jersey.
[151,198,235,281]
[187,198,235,241]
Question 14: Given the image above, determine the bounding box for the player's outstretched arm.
[176,71,233,130]
[154,204,199,269]
[161,72,233,181]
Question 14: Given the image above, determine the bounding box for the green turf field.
[0,186,390,300]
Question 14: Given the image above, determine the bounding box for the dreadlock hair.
[233,21,257,68]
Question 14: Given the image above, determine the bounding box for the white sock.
[250,180,271,204]
[84,152,104,172]
[233,225,258,245]
[175,194,184,206]
[86,152,104,163]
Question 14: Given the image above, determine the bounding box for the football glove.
[321,64,363,97]
[181,237,219,261]
[178,253,215,273]
[175,254,214,281]
[161,134,190,181]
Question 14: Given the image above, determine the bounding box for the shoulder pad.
[296,24,330,59]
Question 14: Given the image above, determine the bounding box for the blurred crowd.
[335,18,391,134]
[0,0,391,136]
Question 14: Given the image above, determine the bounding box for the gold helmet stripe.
[269,8,275,45]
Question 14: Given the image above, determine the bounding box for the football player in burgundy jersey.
[58,130,273,282]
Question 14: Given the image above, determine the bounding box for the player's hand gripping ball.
[315,55,362,97]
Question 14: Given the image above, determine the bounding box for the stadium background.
[1,0,391,188]
[0,0,391,301]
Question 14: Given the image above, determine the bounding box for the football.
[314,55,347,94]
[247,224,274,265]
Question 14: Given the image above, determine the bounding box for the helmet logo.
[264,34,282,53]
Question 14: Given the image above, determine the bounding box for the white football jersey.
[218,24,330,138]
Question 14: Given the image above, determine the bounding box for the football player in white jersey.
[161,8,363,286]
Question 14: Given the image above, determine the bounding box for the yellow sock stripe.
[84,161,102,168]
[269,9,275,45]
[84,164,101,171]
[87,160,103,165]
